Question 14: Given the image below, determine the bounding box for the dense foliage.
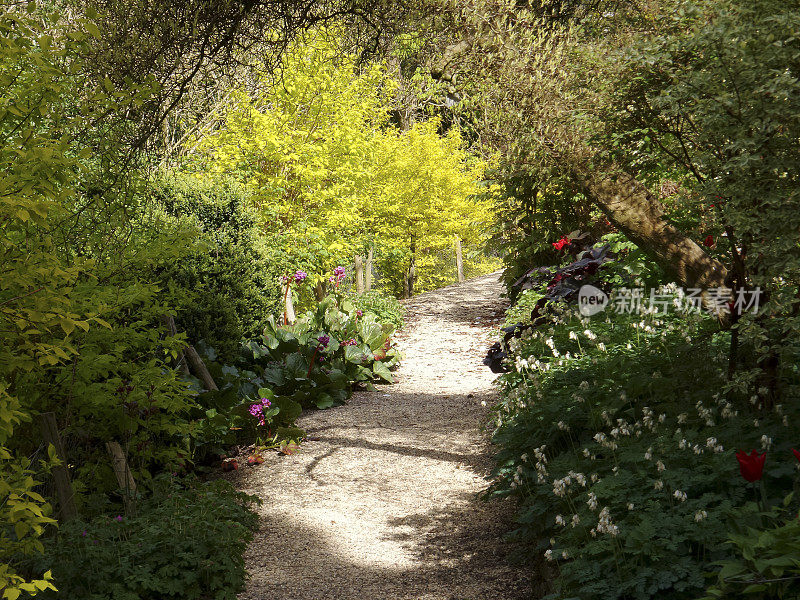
[152,174,284,361]
[489,241,800,599]
[31,477,260,600]
[186,33,498,297]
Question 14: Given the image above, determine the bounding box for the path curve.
[236,272,531,600]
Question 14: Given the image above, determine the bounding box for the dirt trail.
[236,272,531,600]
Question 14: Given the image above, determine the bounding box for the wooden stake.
[184,345,219,391]
[455,236,465,283]
[106,441,137,514]
[282,280,296,324]
[39,412,77,521]
[355,255,365,294]
[365,246,374,291]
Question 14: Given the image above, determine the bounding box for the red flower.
[552,236,570,251]
[736,450,766,482]
[792,448,800,463]
[703,235,715,247]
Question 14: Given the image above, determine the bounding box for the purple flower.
[317,335,330,347]
[294,270,307,283]
[329,266,346,286]
[249,402,267,426]
[343,338,357,346]
[260,397,271,408]
[81,530,88,537]
[356,310,363,317]
[115,515,123,522]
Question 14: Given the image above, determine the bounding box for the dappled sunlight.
[237,274,529,599]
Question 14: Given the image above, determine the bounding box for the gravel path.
[235,272,532,600]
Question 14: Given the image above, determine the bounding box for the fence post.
[355,255,365,294]
[39,412,78,521]
[282,279,296,324]
[365,246,374,291]
[455,236,465,283]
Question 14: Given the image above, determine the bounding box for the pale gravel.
[232,272,532,600]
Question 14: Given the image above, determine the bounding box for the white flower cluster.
[592,506,619,537]
[533,445,548,482]
[552,470,587,497]
[695,400,715,427]
[694,510,707,522]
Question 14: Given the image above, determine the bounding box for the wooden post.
[404,235,416,298]
[354,255,365,294]
[106,441,137,514]
[281,280,296,324]
[365,246,374,291]
[455,236,465,283]
[184,345,219,391]
[39,412,78,521]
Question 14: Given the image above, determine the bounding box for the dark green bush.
[151,173,284,362]
[34,477,260,600]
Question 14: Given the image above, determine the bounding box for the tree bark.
[574,166,729,291]
[159,314,190,376]
[40,412,78,522]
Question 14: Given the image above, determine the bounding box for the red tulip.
[552,236,570,251]
[792,448,800,463]
[736,450,766,482]
[703,235,715,247]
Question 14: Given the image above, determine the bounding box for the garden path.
[235,272,532,600]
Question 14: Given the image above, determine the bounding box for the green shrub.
[489,298,800,600]
[702,494,800,599]
[151,173,284,362]
[347,290,406,330]
[32,477,260,600]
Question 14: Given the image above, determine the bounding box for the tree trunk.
[40,412,78,522]
[314,280,326,301]
[575,166,729,291]
[159,314,190,376]
[282,280,296,325]
[404,234,417,298]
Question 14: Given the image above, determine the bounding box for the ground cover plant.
[29,477,260,600]
[488,238,800,599]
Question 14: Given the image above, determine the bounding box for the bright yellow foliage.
[190,33,497,294]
